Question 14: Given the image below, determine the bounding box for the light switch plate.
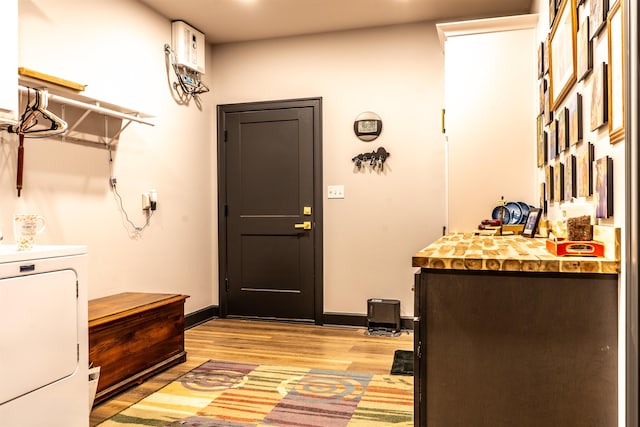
[328,185,345,199]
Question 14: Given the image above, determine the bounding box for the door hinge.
[224,130,228,142]
[224,205,228,217]
[225,277,229,292]
[76,280,79,298]
[441,108,446,134]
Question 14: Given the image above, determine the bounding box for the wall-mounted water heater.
[171,21,205,74]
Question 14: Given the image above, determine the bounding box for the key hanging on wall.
[352,147,390,171]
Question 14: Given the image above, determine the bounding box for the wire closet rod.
[17,85,154,126]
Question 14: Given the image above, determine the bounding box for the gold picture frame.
[607,1,624,143]
[549,0,577,110]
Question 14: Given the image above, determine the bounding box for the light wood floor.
[90,318,414,426]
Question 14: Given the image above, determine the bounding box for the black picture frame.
[568,92,583,145]
[554,161,565,202]
[522,208,542,238]
[565,154,577,201]
[577,141,594,197]
[595,156,613,218]
[590,0,609,40]
[577,16,593,81]
[590,62,608,131]
[557,107,569,152]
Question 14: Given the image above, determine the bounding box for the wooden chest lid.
[89,292,189,327]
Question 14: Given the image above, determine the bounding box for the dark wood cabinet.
[88,292,189,405]
[414,269,618,426]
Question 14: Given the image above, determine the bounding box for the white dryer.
[0,245,88,427]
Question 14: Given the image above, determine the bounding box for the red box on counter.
[545,239,605,257]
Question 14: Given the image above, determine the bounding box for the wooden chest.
[88,292,189,405]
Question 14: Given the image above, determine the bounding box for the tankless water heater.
[171,20,205,74]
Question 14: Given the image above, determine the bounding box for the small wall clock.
[354,111,382,141]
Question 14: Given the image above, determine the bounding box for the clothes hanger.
[9,88,68,137]
[9,88,69,196]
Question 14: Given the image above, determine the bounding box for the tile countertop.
[412,226,620,274]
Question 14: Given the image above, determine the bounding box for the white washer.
[0,245,88,427]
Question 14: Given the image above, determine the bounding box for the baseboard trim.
[185,306,218,329]
[323,312,414,330]
[185,307,413,331]
[322,312,367,327]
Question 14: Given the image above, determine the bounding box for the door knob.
[294,221,312,230]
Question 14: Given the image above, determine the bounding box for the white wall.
[1,0,215,314]
[0,0,18,123]
[210,23,446,316]
[3,4,446,319]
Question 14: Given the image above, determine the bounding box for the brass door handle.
[294,221,312,230]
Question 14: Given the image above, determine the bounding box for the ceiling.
[139,0,534,45]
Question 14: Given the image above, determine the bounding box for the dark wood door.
[218,98,322,322]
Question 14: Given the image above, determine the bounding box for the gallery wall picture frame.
[549,0,557,28]
[537,114,548,167]
[607,0,624,143]
[557,107,569,152]
[538,41,545,78]
[568,92,583,145]
[595,156,613,218]
[565,154,577,201]
[577,142,594,197]
[554,161,565,202]
[546,164,555,201]
[590,0,609,40]
[549,0,577,110]
[522,208,542,238]
[543,37,550,75]
[577,16,593,81]
[539,78,547,114]
[544,84,553,125]
[549,119,558,159]
[540,182,548,214]
[590,62,608,131]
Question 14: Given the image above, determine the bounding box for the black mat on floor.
[390,349,414,376]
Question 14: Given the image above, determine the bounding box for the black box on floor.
[367,298,400,333]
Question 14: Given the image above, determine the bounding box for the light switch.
[328,185,345,199]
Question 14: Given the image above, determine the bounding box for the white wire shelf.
[15,82,154,146]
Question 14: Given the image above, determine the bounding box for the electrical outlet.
[328,185,345,199]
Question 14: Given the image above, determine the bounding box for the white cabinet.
[0,0,18,126]
[438,15,538,232]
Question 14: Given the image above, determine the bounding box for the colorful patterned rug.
[97,360,413,427]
